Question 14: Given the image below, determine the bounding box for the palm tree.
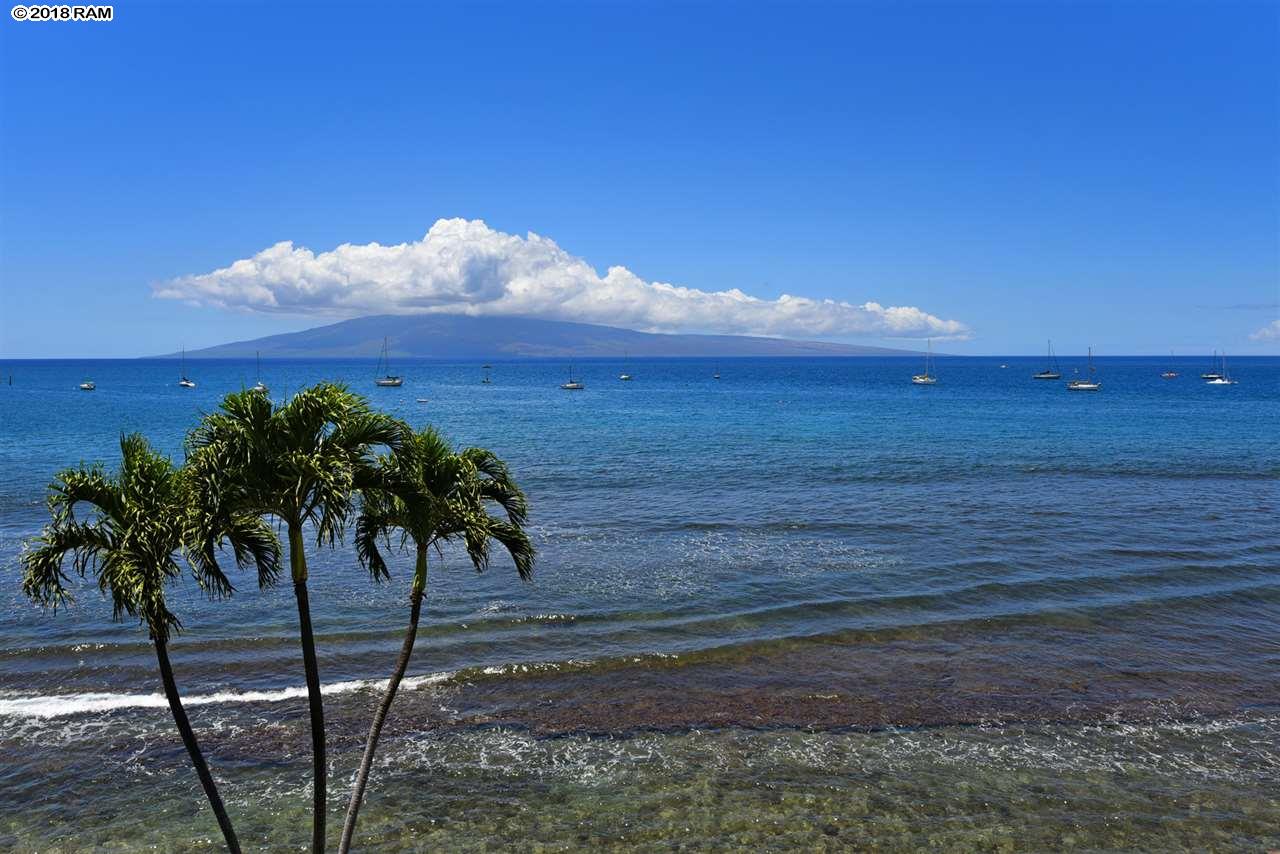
[185,383,406,853]
[20,434,280,854]
[337,427,534,852]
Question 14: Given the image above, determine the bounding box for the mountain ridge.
[166,315,924,359]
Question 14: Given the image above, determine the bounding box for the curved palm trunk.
[155,639,242,854]
[338,545,427,854]
[291,524,327,853]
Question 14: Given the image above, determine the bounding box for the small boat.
[712,364,721,380]
[999,364,1008,369]
[911,340,938,385]
[1200,350,1224,380]
[560,364,584,390]
[78,380,96,391]
[415,398,429,403]
[251,351,269,394]
[373,337,403,387]
[1205,352,1237,385]
[178,346,196,388]
[1033,340,1062,379]
[481,364,492,385]
[619,352,633,381]
[1066,347,1101,391]
[1161,349,1178,379]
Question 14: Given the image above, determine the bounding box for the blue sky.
[1,1,1276,357]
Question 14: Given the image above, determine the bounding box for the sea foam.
[0,672,453,719]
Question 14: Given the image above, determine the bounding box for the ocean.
[1,355,1277,851]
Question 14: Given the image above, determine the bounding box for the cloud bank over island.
[156,218,970,340]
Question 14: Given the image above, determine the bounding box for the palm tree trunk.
[337,545,427,854]
[291,523,327,853]
[154,638,242,854]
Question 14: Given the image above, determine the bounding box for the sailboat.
[178,346,196,388]
[1161,350,1179,379]
[1066,347,1101,391]
[1205,352,1237,385]
[1033,340,1061,379]
[911,340,938,385]
[619,352,633,381]
[78,380,96,391]
[560,364,584,390]
[251,351,269,395]
[481,364,493,384]
[1200,350,1223,380]
[373,337,403,387]
[712,364,721,380]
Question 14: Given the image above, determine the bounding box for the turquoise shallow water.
[0,355,1277,850]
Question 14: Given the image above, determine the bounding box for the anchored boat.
[1066,347,1101,391]
[911,340,938,385]
[251,351,269,395]
[1033,340,1061,380]
[1200,350,1223,381]
[373,337,403,387]
[178,346,196,388]
[560,364,584,390]
[1205,352,1237,385]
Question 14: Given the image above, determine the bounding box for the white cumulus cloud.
[156,218,969,340]
[1250,319,1280,341]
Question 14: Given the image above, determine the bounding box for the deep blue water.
[0,355,1277,850]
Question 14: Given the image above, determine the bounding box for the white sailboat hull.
[913,340,938,384]
[373,336,403,386]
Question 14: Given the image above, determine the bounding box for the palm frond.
[20,520,112,611]
[357,426,536,588]
[21,434,192,643]
[48,464,117,523]
[486,518,536,581]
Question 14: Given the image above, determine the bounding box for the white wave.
[0,672,454,720]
